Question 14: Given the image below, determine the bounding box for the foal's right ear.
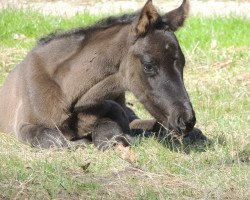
[134,0,160,37]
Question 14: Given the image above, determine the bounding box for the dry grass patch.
[0,47,27,84]
[0,133,204,199]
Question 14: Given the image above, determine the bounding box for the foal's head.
[122,0,195,134]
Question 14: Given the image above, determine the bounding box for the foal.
[0,0,197,149]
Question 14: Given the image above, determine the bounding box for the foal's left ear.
[134,0,160,36]
[162,0,190,31]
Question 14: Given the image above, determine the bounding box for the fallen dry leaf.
[80,162,91,172]
[115,143,136,163]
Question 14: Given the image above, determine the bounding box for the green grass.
[0,9,101,48]
[0,8,249,199]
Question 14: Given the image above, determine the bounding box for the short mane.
[37,12,139,45]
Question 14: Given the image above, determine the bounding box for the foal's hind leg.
[18,123,69,148]
[18,123,91,148]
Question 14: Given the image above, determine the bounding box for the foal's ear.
[134,0,160,36]
[162,0,190,31]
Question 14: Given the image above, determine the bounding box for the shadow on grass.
[158,128,211,154]
[131,127,212,154]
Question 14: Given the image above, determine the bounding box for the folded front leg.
[75,100,131,139]
[74,101,132,150]
[92,118,132,150]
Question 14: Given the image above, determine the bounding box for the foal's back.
[0,65,21,134]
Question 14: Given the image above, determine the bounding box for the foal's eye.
[143,63,154,73]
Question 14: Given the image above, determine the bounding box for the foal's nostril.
[171,101,196,133]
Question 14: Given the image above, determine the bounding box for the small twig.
[126,165,175,178]
[191,41,200,55]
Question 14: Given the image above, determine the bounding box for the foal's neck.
[87,25,131,69]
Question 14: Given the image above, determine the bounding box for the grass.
[0,9,101,48]
[0,8,249,199]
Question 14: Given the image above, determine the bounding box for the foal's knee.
[92,119,133,150]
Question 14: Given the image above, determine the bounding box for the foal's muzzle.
[169,101,196,134]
